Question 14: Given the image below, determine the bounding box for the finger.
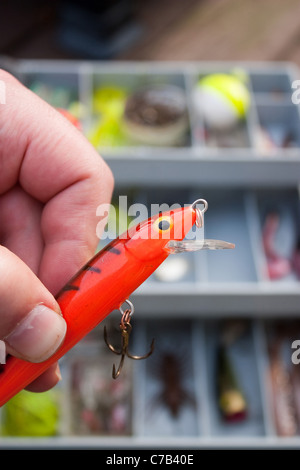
[0,69,114,295]
[0,186,63,391]
[25,363,61,393]
[0,187,64,391]
[0,185,43,273]
[0,246,66,364]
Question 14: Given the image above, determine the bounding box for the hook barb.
[112,353,126,379]
[104,320,155,379]
[127,338,155,360]
[103,326,122,355]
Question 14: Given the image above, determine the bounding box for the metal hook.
[104,301,155,379]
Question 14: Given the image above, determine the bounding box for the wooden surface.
[119,0,300,65]
[1,0,300,66]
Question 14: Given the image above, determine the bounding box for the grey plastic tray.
[1,57,300,186]
[2,318,300,449]
[130,186,300,316]
[0,58,300,449]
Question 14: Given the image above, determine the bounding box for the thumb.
[0,246,66,363]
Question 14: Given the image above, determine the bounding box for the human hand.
[0,70,114,393]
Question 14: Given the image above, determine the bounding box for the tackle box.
[2,58,300,187]
[0,58,300,448]
[1,318,300,449]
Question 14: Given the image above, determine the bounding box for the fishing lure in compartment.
[262,211,292,280]
[156,352,195,419]
[217,347,247,422]
[292,237,300,279]
[217,321,248,422]
[269,340,298,437]
[267,322,300,437]
[0,199,234,407]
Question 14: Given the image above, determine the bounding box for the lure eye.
[153,215,173,234]
[158,219,170,231]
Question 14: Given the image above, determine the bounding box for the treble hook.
[104,303,155,379]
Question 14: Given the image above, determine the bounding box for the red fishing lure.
[0,200,234,406]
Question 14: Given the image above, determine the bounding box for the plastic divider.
[244,191,269,282]
[252,320,276,436]
[192,320,211,436]
[78,62,94,135]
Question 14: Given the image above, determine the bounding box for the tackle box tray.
[0,58,300,449]
[1,58,300,187]
[1,318,300,449]
[121,185,300,316]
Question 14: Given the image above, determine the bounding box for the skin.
[0,69,114,393]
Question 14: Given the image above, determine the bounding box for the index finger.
[0,69,114,294]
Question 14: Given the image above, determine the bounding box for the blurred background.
[1,0,300,63]
[1,0,300,450]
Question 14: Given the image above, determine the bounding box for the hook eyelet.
[119,299,134,317]
[191,199,208,228]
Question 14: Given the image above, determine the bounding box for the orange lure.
[0,200,234,406]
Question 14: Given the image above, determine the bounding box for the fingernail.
[4,305,67,363]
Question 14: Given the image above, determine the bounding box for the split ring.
[191,199,208,228]
[119,299,134,317]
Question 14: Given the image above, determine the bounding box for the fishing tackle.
[104,300,154,379]
[217,321,248,422]
[268,322,300,437]
[217,345,247,422]
[269,340,298,436]
[0,198,234,406]
[157,352,194,418]
[262,211,292,280]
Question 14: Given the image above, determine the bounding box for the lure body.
[0,206,196,406]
